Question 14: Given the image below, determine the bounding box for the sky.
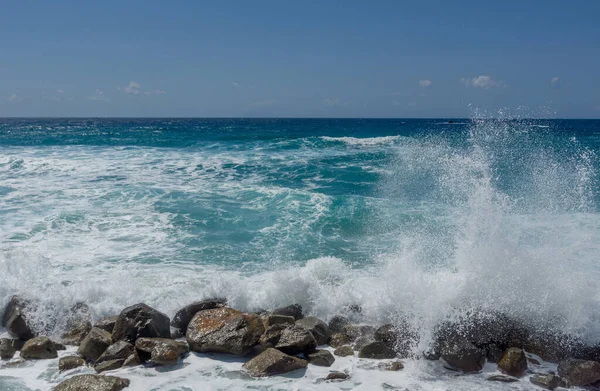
[0,0,599,118]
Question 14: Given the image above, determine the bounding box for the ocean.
[1,117,599,390]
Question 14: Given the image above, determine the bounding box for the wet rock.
[2,296,36,340]
[326,371,350,381]
[486,374,519,383]
[497,347,527,377]
[374,324,398,345]
[94,316,118,334]
[54,374,130,391]
[358,341,396,359]
[530,373,563,390]
[486,343,504,363]
[123,351,142,367]
[275,325,318,355]
[96,341,135,365]
[307,350,335,367]
[20,336,58,359]
[0,338,16,359]
[328,316,350,334]
[259,324,288,350]
[378,360,404,371]
[271,304,303,320]
[94,359,125,373]
[54,341,67,351]
[354,335,375,351]
[296,316,330,345]
[329,333,353,348]
[374,322,415,358]
[243,348,307,377]
[171,298,227,331]
[78,327,113,362]
[525,332,579,363]
[261,314,295,329]
[135,337,189,365]
[186,307,264,355]
[112,303,170,343]
[440,335,485,373]
[61,321,92,346]
[557,358,600,387]
[58,356,86,372]
[343,325,374,340]
[334,346,354,357]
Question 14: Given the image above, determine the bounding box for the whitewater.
[1,117,599,390]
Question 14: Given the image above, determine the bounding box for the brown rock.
[497,347,528,377]
[487,374,519,383]
[135,337,189,365]
[171,298,227,331]
[243,348,307,377]
[96,341,135,365]
[94,359,125,373]
[20,336,58,359]
[271,304,303,320]
[530,373,563,390]
[557,358,600,387]
[307,349,335,367]
[53,374,130,391]
[326,371,350,381]
[78,327,113,362]
[0,338,17,359]
[94,316,119,334]
[334,346,354,357]
[440,335,485,373]
[275,325,318,355]
[378,360,404,371]
[2,296,36,340]
[358,341,396,359]
[58,356,86,372]
[261,314,295,329]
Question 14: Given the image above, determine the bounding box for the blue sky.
[1,0,599,118]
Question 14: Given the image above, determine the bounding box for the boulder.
[259,324,288,350]
[61,321,92,346]
[58,356,86,372]
[112,303,170,343]
[326,371,350,381]
[135,337,189,365]
[497,347,527,377]
[557,358,600,387]
[530,373,563,390]
[271,304,303,320]
[261,314,295,329]
[296,316,330,345]
[2,296,36,340]
[0,338,17,359]
[378,361,404,371]
[486,343,504,363]
[307,350,335,367]
[78,327,112,362]
[123,351,142,367]
[440,335,485,373]
[374,322,415,358]
[354,335,375,351]
[525,332,579,363]
[275,325,318,355]
[20,336,58,359]
[329,333,353,348]
[333,346,354,357]
[358,341,396,359]
[96,341,135,365]
[95,359,125,373]
[171,298,227,331]
[486,374,519,383]
[186,307,264,355]
[328,316,350,333]
[243,348,307,377]
[94,316,119,334]
[54,374,130,391]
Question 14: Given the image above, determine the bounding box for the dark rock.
[328,316,350,333]
[2,296,36,340]
[94,359,125,373]
[94,316,118,334]
[96,341,135,365]
[123,351,142,367]
[530,373,563,390]
[0,338,16,359]
[378,360,404,371]
[186,307,264,355]
[271,304,303,320]
[329,333,353,348]
[334,346,354,357]
[486,343,504,363]
[307,350,335,367]
[112,303,170,343]
[261,314,295,329]
[296,316,330,345]
[528,357,541,365]
[374,324,398,345]
[54,374,130,391]
[354,336,375,351]
[497,347,527,377]
[358,341,396,359]
[58,356,86,372]
[343,325,374,340]
[243,348,307,377]
[326,371,350,381]
[259,324,288,350]
[525,332,579,363]
[78,327,113,362]
[557,358,600,387]
[440,335,485,373]
[135,337,189,365]
[61,321,92,346]
[171,298,227,331]
[486,374,519,383]
[54,341,67,351]
[20,336,58,359]
[275,325,318,355]
[374,322,415,358]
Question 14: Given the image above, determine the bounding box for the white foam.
[320,136,401,146]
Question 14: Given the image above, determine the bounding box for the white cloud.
[419,79,432,88]
[461,75,506,88]
[86,89,110,102]
[232,81,239,88]
[551,77,560,87]
[7,93,19,102]
[120,81,141,95]
[322,97,340,107]
[144,89,166,96]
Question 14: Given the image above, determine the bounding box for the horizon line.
[1,116,599,120]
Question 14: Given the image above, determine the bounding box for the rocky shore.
[2,296,600,390]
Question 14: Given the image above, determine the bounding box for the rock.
[135,337,189,365]
[557,358,600,387]
[378,361,404,371]
[326,371,349,381]
[275,325,318,355]
[374,322,414,358]
[486,343,504,363]
[53,374,130,391]
[329,333,353,348]
[487,374,519,383]
[334,346,354,357]
[296,316,330,345]
[358,341,396,359]
[112,303,170,343]
[95,359,125,373]
[0,338,16,359]
[94,316,119,334]
[440,335,485,373]
[497,347,527,377]
[54,341,67,351]
[354,336,374,351]
[61,321,92,346]
[243,348,307,377]
[78,327,113,362]
[528,357,541,365]
[2,296,36,340]
[4,357,26,367]
[328,316,350,334]
[259,324,288,350]
[307,350,335,367]
[186,307,264,355]
[261,314,295,329]
[525,332,579,363]
[123,351,142,367]
[96,341,135,365]
[171,298,227,332]
[58,356,86,372]
[530,373,563,390]
[271,304,303,320]
[374,324,398,345]
[343,325,374,340]
[20,336,58,359]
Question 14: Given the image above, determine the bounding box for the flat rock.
[557,358,600,387]
[59,356,86,372]
[94,316,119,334]
[307,349,335,367]
[135,337,189,365]
[2,296,36,340]
[487,374,519,383]
[171,298,227,331]
[497,347,527,377]
[243,348,307,377]
[358,341,396,359]
[530,373,563,390]
[326,371,350,381]
[53,374,130,391]
[20,336,58,359]
[271,304,303,320]
[112,303,170,343]
[296,316,330,345]
[78,327,113,362]
[334,346,354,357]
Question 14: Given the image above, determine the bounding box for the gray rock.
[20,336,58,359]
[78,327,113,362]
[2,296,35,340]
[334,346,354,357]
[243,348,307,377]
[259,324,288,350]
[58,356,86,372]
[328,316,350,334]
[171,298,227,331]
[497,347,527,377]
[307,350,335,367]
[96,341,135,365]
[557,358,600,387]
[329,333,353,348]
[296,316,330,345]
[112,303,170,343]
[135,337,189,365]
[358,341,396,359]
[0,338,16,359]
[123,351,142,367]
[530,373,563,390]
[186,307,264,355]
[271,304,303,320]
[94,316,118,334]
[374,322,415,358]
[53,374,130,391]
[261,314,295,329]
[486,343,504,363]
[378,361,404,371]
[487,374,519,383]
[275,325,318,355]
[61,321,92,346]
[374,324,398,345]
[94,359,125,373]
[440,335,485,373]
[326,371,350,381]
